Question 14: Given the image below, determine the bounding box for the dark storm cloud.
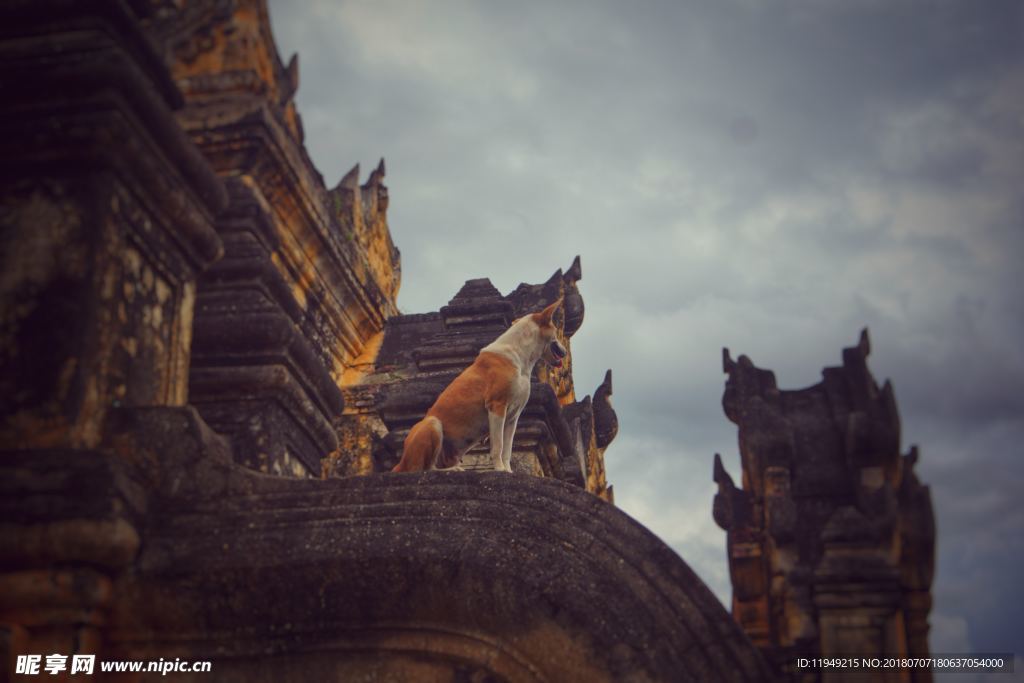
[268,0,1024,657]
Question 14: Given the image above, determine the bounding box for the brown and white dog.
[392,300,567,473]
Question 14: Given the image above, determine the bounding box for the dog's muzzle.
[548,341,567,368]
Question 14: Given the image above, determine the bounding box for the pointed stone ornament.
[286,53,299,94]
[338,162,360,190]
[564,254,582,283]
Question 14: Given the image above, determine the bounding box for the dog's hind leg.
[393,416,443,472]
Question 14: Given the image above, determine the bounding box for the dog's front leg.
[500,411,520,473]
[488,408,507,471]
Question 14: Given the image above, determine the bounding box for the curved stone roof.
[115,432,775,682]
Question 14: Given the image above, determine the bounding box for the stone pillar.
[0,0,224,674]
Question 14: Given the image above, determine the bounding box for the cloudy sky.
[267,0,1023,666]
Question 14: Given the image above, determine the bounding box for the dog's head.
[532,300,567,368]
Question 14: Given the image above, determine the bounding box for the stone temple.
[0,2,932,681]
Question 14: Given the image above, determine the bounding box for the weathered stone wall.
[0,2,225,453]
[714,330,935,682]
[0,0,225,669]
[143,0,401,477]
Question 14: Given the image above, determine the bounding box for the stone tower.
[713,331,936,682]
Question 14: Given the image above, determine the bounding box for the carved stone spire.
[339,163,360,190]
[594,369,618,449]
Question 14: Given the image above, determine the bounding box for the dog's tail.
[392,416,443,472]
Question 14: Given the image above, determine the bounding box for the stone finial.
[721,347,780,425]
[361,158,388,215]
[594,369,617,449]
[859,327,871,356]
[543,268,564,288]
[339,163,360,190]
[842,326,872,372]
[564,255,582,283]
[713,452,734,489]
[712,453,750,531]
[561,256,585,338]
[366,157,386,186]
[285,53,299,98]
[505,257,583,335]
[329,164,360,227]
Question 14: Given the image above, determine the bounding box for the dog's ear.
[533,299,562,327]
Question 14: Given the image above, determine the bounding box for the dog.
[392,300,567,473]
